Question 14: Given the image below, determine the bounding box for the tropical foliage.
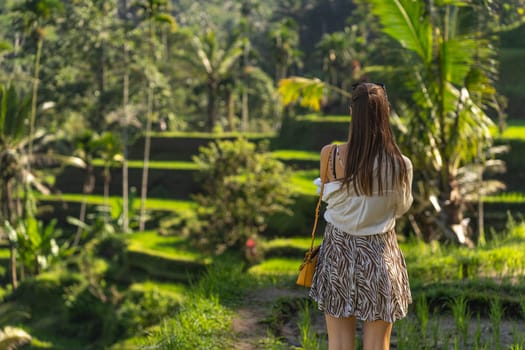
[0,0,523,348]
[190,138,294,255]
[278,0,525,244]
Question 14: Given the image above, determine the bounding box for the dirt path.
[232,287,308,349]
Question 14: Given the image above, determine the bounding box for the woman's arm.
[320,144,334,182]
[395,156,414,217]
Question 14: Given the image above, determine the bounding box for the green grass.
[127,231,206,263]
[483,192,525,203]
[129,281,187,304]
[290,169,319,195]
[91,159,198,170]
[136,258,254,349]
[38,194,196,214]
[493,119,525,140]
[251,220,525,284]
[91,151,322,169]
[271,149,320,161]
[0,248,9,259]
[248,257,302,277]
[149,131,275,138]
[263,236,324,251]
[297,114,350,123]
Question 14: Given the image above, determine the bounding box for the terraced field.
[40,118,524,232]
[1,117,523,349]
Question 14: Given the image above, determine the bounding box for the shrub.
[95,234,128,263]
[9,273,81,317]
[63,286,121,343]
[117,287,178,337]
[191,138,294,254]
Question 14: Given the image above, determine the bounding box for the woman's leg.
[325,313,356,350]
[362,320,392,350]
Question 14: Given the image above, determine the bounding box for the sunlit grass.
[149,131,275,138]
[91,159,198,170]
[263,236,323,250]
[121,294,234,350]
[483,192,525,203]
[0,248,9,259]
[297,114,349,123]
[250,220,525,284]
[492,119,525,140]
[271,149,319,161]
[129,281,187,304]
[92,151,321,168]
[290,169,318,195]
[248,257,302,277]
[38,194,196,214]
[127,231,205,263]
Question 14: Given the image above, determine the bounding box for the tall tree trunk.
[121,0,130,233]
[28,38,43,164]
[477,145,485,245]
[241,43,249,133]
[139,20,155,231]
[97,41,106,126]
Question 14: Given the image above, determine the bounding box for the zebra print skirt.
[309,223,412,323]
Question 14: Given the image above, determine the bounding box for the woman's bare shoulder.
[321,144,334,151]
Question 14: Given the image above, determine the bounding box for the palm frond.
[0,303,30,326]
[190,36,213,75]
[369,0,432,62]
[441,37,476,86]
[0,326,32,350]
[277,77,325,111]
[154,13,177,32]
[217,39,243,77]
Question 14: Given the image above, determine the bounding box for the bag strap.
[307,144,335,253]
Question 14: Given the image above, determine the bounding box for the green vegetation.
[495,119,525,140]
[127,231,205,263]
[190,138,294,255]
[271,150,320,161]
[39,194,196,214]
[91,159,198,170]
[296,114,350,123]
[0,0,524,348]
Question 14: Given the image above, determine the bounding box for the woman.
[309,82,413,350]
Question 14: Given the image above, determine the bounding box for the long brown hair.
[343,82,408,196]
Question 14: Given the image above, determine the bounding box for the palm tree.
[14,0,63,163]
[0,84,84,287]
[176,30,244,131]
[368,0,506,244]
[268,18,302,83]
[120,0,131,233]
[0,85,31,290]
[133,0,177,231]
[314,23,372,112]
[237,0,260,133]
[278,0,511,244]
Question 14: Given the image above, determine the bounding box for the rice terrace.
[1,0,525,349]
